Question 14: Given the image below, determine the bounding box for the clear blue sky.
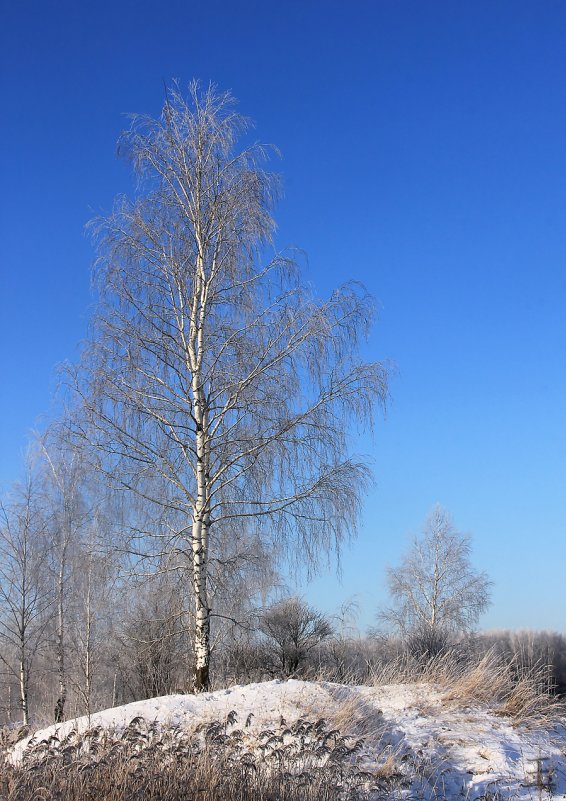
[1,1,565,632]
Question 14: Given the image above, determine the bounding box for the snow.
[11,679,566,800]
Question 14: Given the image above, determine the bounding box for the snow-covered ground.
[11,679,566,800]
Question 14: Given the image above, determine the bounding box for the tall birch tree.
[74,82,388,691]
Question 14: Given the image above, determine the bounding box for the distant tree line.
[0,443,564,729]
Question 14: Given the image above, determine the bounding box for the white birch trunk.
[191,387,211,692]
[84,559,93,717]
[189,232,212,692]
[19,541,29,726]
[54,555,66,722]
[19,652,28,726]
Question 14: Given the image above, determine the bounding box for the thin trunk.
[430,539,440,632]
[19,541,29,726]
[84,562,92,716]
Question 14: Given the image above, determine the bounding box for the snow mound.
[11,679,566,800]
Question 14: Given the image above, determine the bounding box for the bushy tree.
[379,506,491,656]
[260,597,332,676]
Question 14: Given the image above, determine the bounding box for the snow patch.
[10,679,566,800]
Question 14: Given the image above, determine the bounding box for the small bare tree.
[379,505,492,656]
[39,429,90,723]
[73,82,388,690]
[260,597,332,676]
[67,518,119,717]
[116,575,189,700]
[0,469,52,724]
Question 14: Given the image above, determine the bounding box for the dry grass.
[368,647,565,727]
[324,690,384,739]
[322,689,408,784]
[0,712,404,801]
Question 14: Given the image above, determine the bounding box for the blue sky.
[1,1,565,632]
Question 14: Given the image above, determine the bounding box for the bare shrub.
[260,597,332,677]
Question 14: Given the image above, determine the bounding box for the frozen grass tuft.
[367,647,564,727]
[0,713,404,801]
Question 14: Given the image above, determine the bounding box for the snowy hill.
[10,679,566,800]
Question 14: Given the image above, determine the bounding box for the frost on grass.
[4,679,566,801]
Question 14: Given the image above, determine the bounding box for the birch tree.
[67,518,118,717]
[74,82,388,691]
[0,471,52,724]
[380,505,492,656]
[39,432,89,723]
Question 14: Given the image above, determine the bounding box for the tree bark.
[190,231,212,692]
[191,403,211,692]
[54,556,66,722]
[19,654,28,726]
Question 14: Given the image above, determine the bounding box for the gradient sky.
[1,1,565,632]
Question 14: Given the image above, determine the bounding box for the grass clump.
[369,647,564,727]
[0,712,403,801]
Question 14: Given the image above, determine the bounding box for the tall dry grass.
[0,712,400,801]
[367,647,564,727]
